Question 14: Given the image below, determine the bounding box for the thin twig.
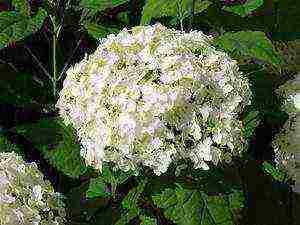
[24,45,54,83]
[57,36,83,82]
[0,58,18,72]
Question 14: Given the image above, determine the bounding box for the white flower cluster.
[56,23,252,175]
[0,152,66,225]
[273,73,300,192]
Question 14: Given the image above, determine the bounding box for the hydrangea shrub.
[0,152,66,225]
[56,23,252,175]
[273,73,300,192]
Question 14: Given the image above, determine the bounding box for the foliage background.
[0,0,299,224]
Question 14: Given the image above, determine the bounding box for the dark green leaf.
[115,179,147,225]
[0,134,24,157]
[242,110,260,140]
[84,23,119,39]
[223,0,264,18]
[79,0,128,11]
[152,184,244,225]
[86,177,111,198]
[15,118,87,178]
[0,8,47,50]
[213,31,284,68]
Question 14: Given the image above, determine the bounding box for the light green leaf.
[140,215,158,225]
[152,184,244,225]
[15,118,87,178]
[140,0,186,25]
[262,162,288,182]
[212,31,284,68]
[84,23,119,39]
[79,0,128,11]
[223,0,264,18]
[86,177,111,198]
[140,0,211,25]
[194,0,212,15]
[12,0,30,16]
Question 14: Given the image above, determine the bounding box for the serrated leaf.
[86,177,111,198]
[84,23,119,39]
[0,8,47,50]
[115,179,147,225]
[15,118,87,178]
[223,0,264,18]
[213,31,284,68]
[152,185,244,225]
[79,0,128,11]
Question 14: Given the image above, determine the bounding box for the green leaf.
[152,184,244,225]
[194,0,212,15]
[223,0,264,18]
[12,0,30,16]
[84,23,119,39]
[140,215,158,225]
[0,8,47,50]
[212,31,284,68]
[86,177,111,198]
[140,0,211,25]
[0,134,24,157]
[79,0,128,11]
[242,110,260,140]
[0,72,47,107]
[15,118,87,178]
[115,179,147,225]
[140,0,186,25]
[262,162,288,182]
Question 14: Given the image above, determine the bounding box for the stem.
[53,30,57,99]
[24,45,53,83]
[189,0,195,31]
[57,36,83,82]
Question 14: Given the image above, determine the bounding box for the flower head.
[56,23,251,175]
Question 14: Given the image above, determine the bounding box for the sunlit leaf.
[223,0,264,18]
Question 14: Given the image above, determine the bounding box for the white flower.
[150,137,162,149]
[291,93,300,110]
[223,84,234,94]
[32,185,43,202]
[200,105,211,121]
[56,23,251,175]
[0,152,66,224]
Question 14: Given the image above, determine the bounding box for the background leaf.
[0,8,47,50]
[212,31,284,68]
[79,0,128,11]
[84,23,119,39]
[222,0,264,18]
[86,177,111,198]
[15,118,87,178]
